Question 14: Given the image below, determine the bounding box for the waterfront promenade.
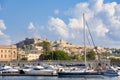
[0,60,110,68]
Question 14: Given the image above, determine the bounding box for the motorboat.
[23,65,57,76]
[104,66,120,76]
[42,64,64,72]
[0,66,19,74]
[19,65,33,74]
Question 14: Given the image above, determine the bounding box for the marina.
[0,63,119,77]
[1,0,120,80]
[0,59,119,79]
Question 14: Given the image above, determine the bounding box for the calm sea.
[0,76,120,80]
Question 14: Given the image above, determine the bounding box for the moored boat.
[0,66,19,74]
[58,13,105,78]
[58,68,104,78]
[22,65,57,76]
[104,66,119,76]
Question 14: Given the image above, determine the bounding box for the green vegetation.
[39,49,96,60]
[40,45,97,60]
[109,57,120,60]
[39,50,72,60]
[21,57,28,61]
[86,50,96,60]
[42,41,51,54]
[72,54,83,60]
[101,52,111,57]
[82,50,96,60]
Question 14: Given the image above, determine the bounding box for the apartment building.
[0,45,17,61]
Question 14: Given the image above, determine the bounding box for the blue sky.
[0,0,120,48]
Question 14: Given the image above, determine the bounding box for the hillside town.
[0,37,114,61]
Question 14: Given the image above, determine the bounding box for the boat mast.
[83,13,87,69]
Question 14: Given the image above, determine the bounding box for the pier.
[0,60,110,68]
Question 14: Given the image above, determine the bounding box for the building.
[0,45,17,61]
[26,53,41,61]
[17,48,42,61]
[96,46,112,54]
[17,48,26,60]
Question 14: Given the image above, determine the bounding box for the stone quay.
[0,60,110,68]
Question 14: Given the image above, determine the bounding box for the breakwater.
[0,60,110,68]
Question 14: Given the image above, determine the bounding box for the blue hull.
[58,72,104,78]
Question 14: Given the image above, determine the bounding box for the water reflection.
[0,76,119,80]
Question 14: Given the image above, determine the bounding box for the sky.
[0,0,120,48]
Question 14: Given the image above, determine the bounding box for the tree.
[21,57,28,61]
[72,54,82,60]
[39,50,72,60]
[101,52,110,59]
[86,50,96,60]
[52,50,72,60]
[82,50,96,60]
[42,41,51,54]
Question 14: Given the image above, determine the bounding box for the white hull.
[24,69,56,75]
[0,66,19,74]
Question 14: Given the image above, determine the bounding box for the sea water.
[0,76,120,80]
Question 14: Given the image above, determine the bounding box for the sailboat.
[58,14,104,78]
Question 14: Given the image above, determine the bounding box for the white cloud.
[102,2,116,17]
[0,20,6,30]
[0,30,4,35]
[47,0,120,48]
[95,21,109,37]
[48,17,69,39]
[28,22,35,30]
[27,22,42,38]
[68,18,83,29]
[54,9,59,15]
[66,2,94,20]
[0,19,11,45]
[66,0,120,46]
[109,16,120,28]
[89,0,103,13]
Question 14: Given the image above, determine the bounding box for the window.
[5,55,7,58]
[1,50,3,53]
[13,51,15,53]
[1,54,3,58]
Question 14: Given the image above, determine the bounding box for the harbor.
[0,60,120,77]
[1,0,120,79]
